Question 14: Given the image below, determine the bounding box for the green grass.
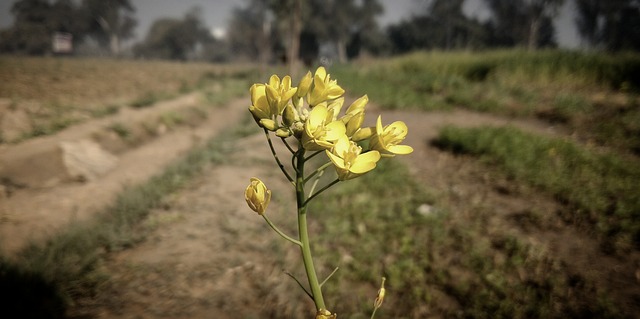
[433,125,640,253]
[310,159,626,318]
[0,114,254,316]
[333,50,640,154]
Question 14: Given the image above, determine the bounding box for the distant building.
[52,32,73,54]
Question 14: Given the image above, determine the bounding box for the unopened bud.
[352,126,373,142]
[276,128,292,138]
[373,277,386,309]
[315,309,337,319]
[259,119,278,131]
[297,71,313,98]
[283,104,297,127]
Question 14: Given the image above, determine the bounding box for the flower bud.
[373,277,386,309]
[315,309,337,319]
[346,95,368,115]
[297,71,313,98]
[245,177,271,215]
[345,112,364,137]
[283,104,297,127]
[352,126,373,142]
[259,118,278,131]
[276,128,291,138]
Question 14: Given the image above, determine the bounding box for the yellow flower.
[245,177,271,215]
[265,74,297,116]
[370,116,413,156]
[326,135,381,180]
[308,67,345,106]
[302,104,346,151]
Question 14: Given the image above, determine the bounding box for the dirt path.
[0,94,247,255]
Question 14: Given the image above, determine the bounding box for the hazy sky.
[0,0,580,48]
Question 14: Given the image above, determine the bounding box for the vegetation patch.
[312,160,626,318]
[335,50,640,155]
[433,125,640,253]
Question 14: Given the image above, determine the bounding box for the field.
[0,51,639,318]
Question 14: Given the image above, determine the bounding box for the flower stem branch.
[303,178,340,207]
[281,137,296,154]
[304,150,325,162]
[263,129,294,184]
[284,271,313,300]
[262,215,302,247]
[304,161,333,184]
[319,267,339,288]
[308,169,325,196]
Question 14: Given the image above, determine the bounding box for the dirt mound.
[0,93,247,255]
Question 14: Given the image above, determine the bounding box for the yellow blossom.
[308,67,345,106]
[245,177,271,215]
[370,116,413,156]
[302,104,346,151]
[326,135,380,180]
[265,74,297,116]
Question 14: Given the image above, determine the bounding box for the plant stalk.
[295,148,326,311]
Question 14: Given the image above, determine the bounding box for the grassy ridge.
[312,160,625,318]
[334,50,640,155]
[434,125,640,253]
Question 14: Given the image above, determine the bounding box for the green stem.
[304,161,333,184]
[281,137,296,154]
[319,267,339,287]
[262,215,302,247]
[304,178,339,207]
[295,148,326,311]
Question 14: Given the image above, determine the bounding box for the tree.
[134,8,212,61]
[575,0,640,51]
[81,0,137,56]
[0,0,86,55]
[386,0,486,53]
[484,0,564,49]
[226,0,272,64]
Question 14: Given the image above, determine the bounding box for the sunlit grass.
[434,125,640,254]
[312,160,625,318]
[333,50,640,155]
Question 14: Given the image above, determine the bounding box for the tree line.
[1,0,638,60]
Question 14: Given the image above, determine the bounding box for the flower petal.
[326,150,347,169]
[388,144,414,155]
[323,121,346,141]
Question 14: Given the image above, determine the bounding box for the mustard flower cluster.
[248,67,412,184]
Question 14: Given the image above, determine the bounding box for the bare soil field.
[45,104,636,318]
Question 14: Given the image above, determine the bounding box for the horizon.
[0,0,580,49]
